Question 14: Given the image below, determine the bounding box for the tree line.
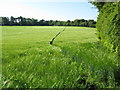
[0,16,96,28]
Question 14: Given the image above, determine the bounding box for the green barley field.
[1,26,119,88]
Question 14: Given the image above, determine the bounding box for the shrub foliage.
[92,2,120,54]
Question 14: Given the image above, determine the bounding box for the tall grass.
[2,26,119,88]
[58,42,118,88]
[2,42,118,88]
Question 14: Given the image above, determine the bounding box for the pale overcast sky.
[0,0,98,21]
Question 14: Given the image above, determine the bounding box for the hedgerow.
[96,2,120,53]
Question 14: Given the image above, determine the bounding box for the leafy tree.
[90,0,106,11]
[49,20,54,26]
[74,19,81,26]
[39,19,45,26]
[10,16,15,25]
[66,20,71,26]
[2,17,10,25]
[31,18,38,26]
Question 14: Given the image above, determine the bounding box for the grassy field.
[2,26,118,88]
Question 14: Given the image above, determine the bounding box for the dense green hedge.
[96,2,120,53]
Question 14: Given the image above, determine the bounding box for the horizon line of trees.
[0,16,96,28]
